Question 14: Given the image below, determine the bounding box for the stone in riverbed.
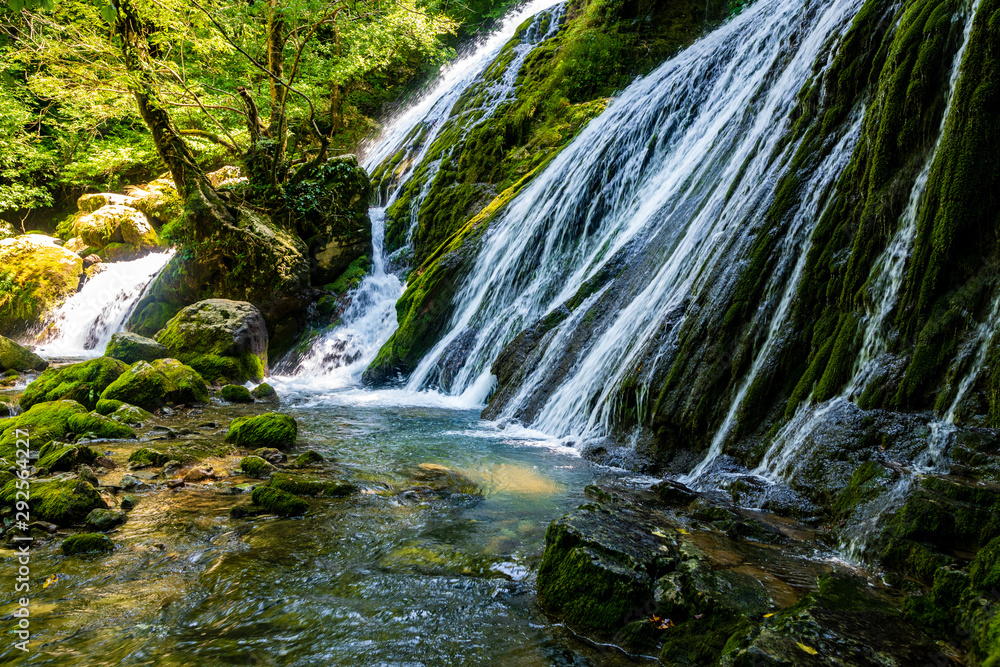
[119,494,139,510]
[253,447,286,464]
[61,532,115,555]
[36,441,99,472]
[109,403,152,426]
[104,331,169,364]
[250,486,308,516]
[0,335,47,372]
[269,473,353,497]
[20,357,128,411]
[67,411,137,440]
[240,456,275,479]
[128,448,170,468]
[225,412,297,450]
[0,400,88,454]
[99,358,209,412]
[84,508,127,532]
[220,384,254,403]
[154,299,268,384]
[251,382,279,402]
[292,450,324,467]
[0,478,106,525]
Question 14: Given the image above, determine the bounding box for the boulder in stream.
[104,331,169,364]
[0,478,106,525]
[0,399,88,454]
[100,358,209,412]
[225,412,297,450]
[0,335,47,372]
[61,532,115,555]
[20,357,129,411]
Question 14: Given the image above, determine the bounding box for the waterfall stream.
[34,251,173,359]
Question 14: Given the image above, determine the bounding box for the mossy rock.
[104,331,169,364]
[269,473,353,497]
[61,532,115,555]
[240,455,275,479]
[128,447,171,468]
[250,485,308,516]
[220,384,254,403]
[94,399,124,415]
[0,335,47,372]
[251,383,278,402]
[225,412,297,450]
[84,508,127,532]
[252,447,286,464]
[154,299,268,384]
[109,403,152,425]
[67,412,136,440]
[36,442,99,472]
[229,501,268,519]
[292,450,324,467]
[0,478,106,525]
[71,204,158,251]
[100,358,209,412]
[20,357,129,411]
[0,400,88,454]
[0,235,83,336]
[379,540,503,577]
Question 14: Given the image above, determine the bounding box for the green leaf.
[99,3,116,24]
[8,0,25,12]
[39,0,54,10]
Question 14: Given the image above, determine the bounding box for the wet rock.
[28,521,57,534]
[269,473,353,497]
[92,456,117,469]
[407,463,480,497]
[652,479,698,506]
[120,494,139,510]
[0,478,106,525]
[292,450,324,467]
[166,479,185,489]
[61,532,114,555]
[251,383,279,403]
[225,412,297,450]
[229,501,267,519]
[219,384,254,403]
[20,358,128,411]
[250,486,308,516]
[99,358,209,412]
[108,403,152,426]
[183,466,214,482]
[36,442,100,472]
[84,508,127,531]
[119,475,141,490]
[0,235,83,335]
[0,400,88,454]
[162,460,183,477]
[77,465,99,488]
[128,448,170,469]
[154,299,269,384]
[67,412,136,440]
[240,456,275,479]
[253,448,286,465]
[379,539,505,578]
[198,421,218,429]
[0,335,47,372]
[104,332,169,364]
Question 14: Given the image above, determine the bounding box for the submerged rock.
[100,358,209,412]
[61,532,114,555]
[269,473,353,497]
[225,412,297,450]
[104,331,169,364]
[249,485,308,516]
[253,447,286,464]
[292,450,324,467]
[154,299,269,384]
[128,448,170,469]
[0,335,47,372]
[20,357,128,411]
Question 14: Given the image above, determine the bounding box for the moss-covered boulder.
[76,192,135,212]
[292,450,324,466]
[71,204,159,252]
[0,335,47,372]
[239,455,275,478]
[108,403,152,425]
[0,234,83,336]
[100,358,208,412]
[94,399,123,415]
[36,442,99,472]
[0,478,106,525]
[84,508,127,532]
[20,357,129,411]
[0,400,87,454]
[220,384,254,403]
[154,299,268,384]
[67,412,136,440]
[270,472,353,497]
[251,382,278,403]
[61,532,114,555]
[125,176,182,222]
[250,485,309,516]
[128,447,170,468]
[104,331,169,364]
[225,412,297,450]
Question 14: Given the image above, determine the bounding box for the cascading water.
[406,0,866,426]
[275,0,565,397]
[35,251,173,358]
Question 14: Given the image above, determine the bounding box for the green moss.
[239,455,274,479]
[0,235,83,335]
[67,412,136,440]
[225,412,297,450]
[36,443,99,472]
[324,254,370,295]
[0,478,106,525]
[109,403,152,425]
[0,335,47,372]
[292,450,324,466]
[832,460,893,518]
[94,399,124,415]
[100,358,208,412]
[251,383,278,402]
[20,357,129,411]
[104,331,169,364]
[61,532,114,555]
[0,399,88,454]
[128,447,170,468]
[250,485,309,516]
[219,384,254,403]
[269,472,353,497]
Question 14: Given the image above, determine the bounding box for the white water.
[406,0,865,430]
[274,0,566,402]
[34,251,173,358]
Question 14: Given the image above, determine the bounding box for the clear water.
[0,397,642,666]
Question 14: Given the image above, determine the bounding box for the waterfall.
[274,0,565,394]
[35,251,173,359]
[406,0,866,428]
